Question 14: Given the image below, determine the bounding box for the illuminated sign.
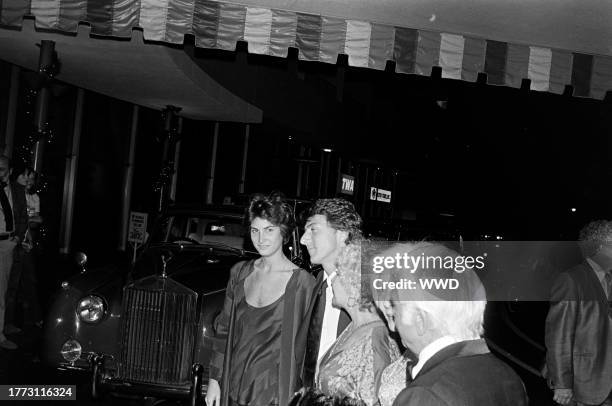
[339,174,355,195]
[369,187,391,203]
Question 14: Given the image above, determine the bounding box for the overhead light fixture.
[323,148,332,152]
[436,100,448,109]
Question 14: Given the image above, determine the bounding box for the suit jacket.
[392,339,528,406]
[298,268,351,388]
[9,182,28,240]
[545,262,612,405]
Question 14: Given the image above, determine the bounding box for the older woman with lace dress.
[315,243,403,406]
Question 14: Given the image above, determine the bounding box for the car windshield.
[152,212,248,250]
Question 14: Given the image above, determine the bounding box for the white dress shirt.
[411,336,457,379]
[317,270,341,362]
[587,258,611,299]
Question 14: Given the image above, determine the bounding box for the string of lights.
[16,55,60,245]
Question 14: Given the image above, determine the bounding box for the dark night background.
[2,46,611,261]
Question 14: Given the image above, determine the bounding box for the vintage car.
[42,204,306,405]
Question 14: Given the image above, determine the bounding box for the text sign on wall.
[339,174,355,195]
[128,211,148,244]
[369,187,391,203]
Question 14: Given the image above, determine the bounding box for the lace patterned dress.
[316,320,401,406]
[377,353,411,406]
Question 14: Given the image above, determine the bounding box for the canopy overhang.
[0,18,262,122]
[230,0,612,57]
[0,0,611,101]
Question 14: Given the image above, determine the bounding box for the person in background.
[205,193,315,406]
[0,156,28,350]
[17,167,40,220]
[5,166,43,332]
[545,220,612,406]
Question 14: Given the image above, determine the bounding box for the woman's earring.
[347,296,358,308]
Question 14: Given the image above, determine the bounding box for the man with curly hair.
[545,220,612,406]
[299,198,363,388]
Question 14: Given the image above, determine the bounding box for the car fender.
[42,267,125,370]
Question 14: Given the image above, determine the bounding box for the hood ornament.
[161,253,171,278]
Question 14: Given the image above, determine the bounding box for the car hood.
[130,244,253,293]
[62,245,251,300]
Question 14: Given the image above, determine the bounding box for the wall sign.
[369,187,391,203]
[128,211,148,244]
[339,174,355,195]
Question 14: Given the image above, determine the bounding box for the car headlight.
[76,295,106,323]
[61,339,82,362]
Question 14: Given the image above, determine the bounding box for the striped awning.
[3,0,612,100]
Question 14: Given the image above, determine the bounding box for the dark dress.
[229,284,284,405]
[210,260,317,406]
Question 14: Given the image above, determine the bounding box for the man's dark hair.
[578,219,612,258]
[306,198,362,244]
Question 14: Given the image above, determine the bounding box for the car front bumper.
[57,354,208,404]
[99,378,208,399]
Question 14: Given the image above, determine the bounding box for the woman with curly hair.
[315,243,402,406]
[206,193,316,406]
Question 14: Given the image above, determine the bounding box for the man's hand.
[553,388,573,405]
[205,379,221,406]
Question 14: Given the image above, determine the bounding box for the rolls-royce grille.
[118,278,198,385]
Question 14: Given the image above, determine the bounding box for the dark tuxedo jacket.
[299,268,351,388]
[545,262,612,405]
[393,339,527,406]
